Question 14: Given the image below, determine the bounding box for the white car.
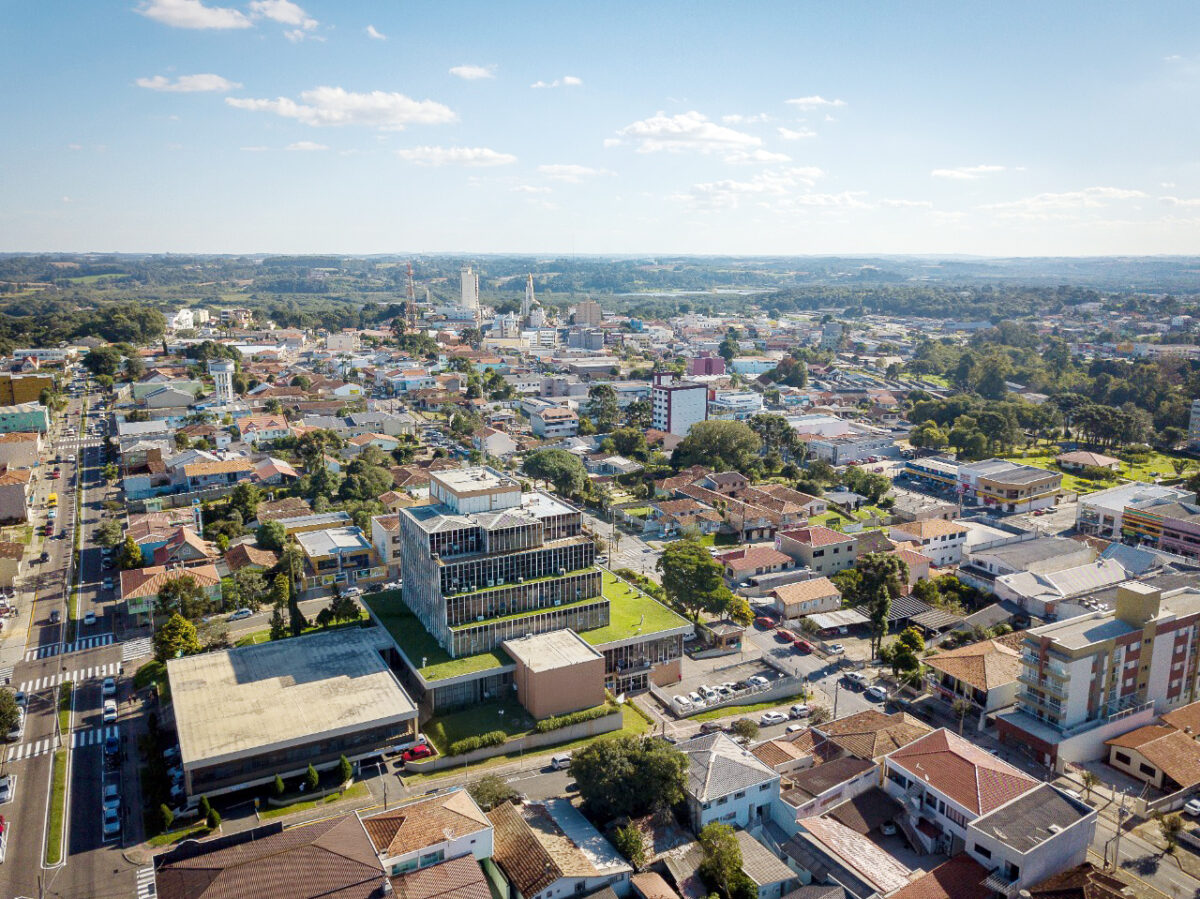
[687,691,704,706]
[789,704,811,719]
[342,586,364,598]
[1184,798,1200,816]
[672,695,692,711]
[6,709,24,742]
[785,723,805,734]
[760,711,788,726]
[103,699,118,723]
[866,686,888,702]
[227,608,253,622]
[746,675,769,687]
[827,643,846,655]
[102,677,116,698]
[0,774,13,804]
[103,781,120,813]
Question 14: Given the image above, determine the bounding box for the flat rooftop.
[504,630,604,672]
[581,572,692,647]
[432,467,521,496]
[295,525,373,556]
[169,627,416,768]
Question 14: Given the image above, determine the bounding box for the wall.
[965,807,1094,893]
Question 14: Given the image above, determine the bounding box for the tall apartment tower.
[574,299,602,327]
[460,265,480,311]
[523,273,535,320]
[651,372,709,437]
[1189,399,1200,448]
[208,360,235,405]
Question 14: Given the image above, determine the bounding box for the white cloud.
[67,143,83,151]
[931,164,1006,180]
[227,86,456,129]
[722,113,771,125]
[777,126,816,141]
[984,186,1148,213]
[537,164,613,182]
[136,0,251,29]
[394,146,517,167]
[513,185,551,194]
[680,166,825,208]
[136,73,241,92]
[365,24,386,40]
[1160,196,1200,207]
[249,0,316,29]
[531,75,582,88]
[450,64,495,81]
[616,111,788,164]
[881,198,934,208]
[785,95,846,109]
[783,191,869,208]
[286,141,328,151]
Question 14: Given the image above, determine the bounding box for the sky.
[2,1,1199,256]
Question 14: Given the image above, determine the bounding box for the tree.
[587,384,620,432]
[625,397,652,429]
[698,823,754,899]
[864,584,892,661]
[951,698,974,736]
[96,519,124,549]
[157,575,208,620]
[727,596,753,627]
[1158,812,1183,853]
[154,613,202,662]
[256,520,288,552]
[231,567,267,611]
[673,421,762,473]
[613,823,647,870]
[466,774,517,811]
[338,754,354,784]
[273,774,286,797]
[718,328,740,363]
[102,462,119,483]
[1079,769,1100,799]
[83,346,123,377]
[305,763,320,792]
[748,414,798,457]
[228,482,265,523]
[729,718,758,742]
[570,735,688,822]
[524,449,588,497]
[607,427,649,461]
[160,804,175,831]
[206,808,221,830]
[270,572,290,608]
[117,534,144,570]
[269,604,288,641]
[0,690,19,736]
[124,354,145,380]
[657,540,733,621]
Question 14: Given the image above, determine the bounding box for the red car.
[754,616,776,630]
[401,744,433,763]
[794,639,813,653]
[776,629,797,644]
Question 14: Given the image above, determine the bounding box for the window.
[1115,752,1131,766]
[734,791,746,799]
[1140,763,1157,777]
[759,783,770,792]
[717,796,728,805]
[973,844,992,860]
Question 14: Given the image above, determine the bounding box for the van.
[551,753,572,771]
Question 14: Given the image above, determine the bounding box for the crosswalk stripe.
[136,865,156,899]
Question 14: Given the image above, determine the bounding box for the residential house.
[812,710,932,761]
[888,518,969,567]
[770,577,841,623]
[887,855,991,899]
[733,832,797,899]
[645,500,723,539]
[698,471,750,496]
[676,732,781,832]
[294,525,388,592]
[255,495,313,523]
[0,432,42,469]
[487,799,633,899]
[0,467,32,522]
[371,513,403,578]
[530,406,579,439]
[472,427,519,459]
[1104,724,1200,794]
[183,458,256,491]
[253,456,300,485]
[775,756,878,834]
[223,542,279,573]
[239,414,291,446]
[151,527,219,568]
[714,546,795,586]
[775,527,857,578]
[359,788,493,877]
[389,855,493,899]
[923,636,1023,716]
[121,563,221,624]
[346,432,401,455]
[1056,451,1121,472]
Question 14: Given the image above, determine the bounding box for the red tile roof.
[888,729,1039,815]
[778,526,853,547]
[888,855,990,899]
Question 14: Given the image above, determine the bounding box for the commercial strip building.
[167,627,418,801]
[786,413,894,465]
[997,582,1200,769]
[904,456,1064,515]
[0,401,49,434]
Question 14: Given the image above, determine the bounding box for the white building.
[359,788,493,876]
[708,390,764,421]
[1076,482,1193,539]
[888,518,969,567]
[651,372,708,437]
[166,309,195,331]
[677,731,781,832]
[786,413,894,465]
[460,265,480,311]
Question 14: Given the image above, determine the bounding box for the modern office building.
[957,459,1061,514]
[460,265,480,312]
[651,372,708,437]
[998,582,1200,769]
[0,402,48,434]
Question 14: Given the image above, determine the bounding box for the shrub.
[534,705,614,733]
[447,730,507,756]
[197,795,211,819]
[305,764,320,791]
[273,774,285,797]
[613,823,647,869]
[160,804,174,831]
[206,808,221,829]
[339,754,353,784]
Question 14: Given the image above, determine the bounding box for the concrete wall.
[516,655,606,719]
[965,807,1094,893]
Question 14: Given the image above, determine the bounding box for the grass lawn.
[234,630,271,647]
[402,705,652,786]
[1001,445,1192,496]
[691,690,811,722]
[257,781,370,820]
[622,506,653,518]
[234,615,369,648]
[580,572,690,646]
[44,749,68,865]
[147,822,212,848]
[697,533,740,547]
[1,524,32,545]
[423,698,533,752]
[58,681,72,734]
[363,590,511,682]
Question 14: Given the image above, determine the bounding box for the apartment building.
[651,372,708,437]
[889,518,969,567]
[957,458,1061,514]
[529,405,579,439]
[775,526,858,577]
[370,513,403,578]
[294,525,388,592]
[998,582,1200,769]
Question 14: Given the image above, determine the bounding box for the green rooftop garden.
[362,590,512,682]
[581,571,691,646]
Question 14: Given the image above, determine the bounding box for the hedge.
[447,730,507,756]
[534,705,614,734]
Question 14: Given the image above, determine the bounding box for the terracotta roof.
[795,816,912,895]
[154,814,383,899]
[486,802,560,897]
[632,872,681,899]
[391,855,492,899]
[1057,451,1121,468]
[256,496,313,521]
[0,432,39,443]
[120,563,220,599]
[715,546,793,572]
[1105,724,1174,750]
[1105,726,1200,788]
[924,639,1022,693]
[361,790,490,858]
[887,729,1039,815]
[777,526,853,547]
[771,577,841,608]
[887,855,991,899]
[0,468,32,486]
[240,414,289,432]
[184,458,254,477]
[1028,862,1129,899]
[0,541,23,560]
[891,518,968,540]
[1161,700,1200,736]
[224,543,280,571]
[816,711,931,761]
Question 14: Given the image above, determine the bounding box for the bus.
[47,493,57,507]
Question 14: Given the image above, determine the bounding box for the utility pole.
[1111,791,1127,870]
[832,679,841,719]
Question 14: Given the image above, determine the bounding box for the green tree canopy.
[256,520,288,552]
[672,420,762,473]
[657,539,733,621]
[154,612,202,662]
[570,735,687,822]
[524,449,587,497]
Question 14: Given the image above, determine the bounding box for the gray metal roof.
[970,783,1092,852]
[678,732,779,802]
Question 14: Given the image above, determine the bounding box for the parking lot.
[667,658,788,716]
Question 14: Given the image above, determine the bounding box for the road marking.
[136,865,157,899]
[122,636,154,662]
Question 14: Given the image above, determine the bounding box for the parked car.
[103,700,118,723]
[102,781,120,813]
[789,704,811,719]
[83,610,96,626]
[827,643,845,654]
[753,616,776,629]
[227,608,253,622]
[760,711,788,726]
[793,639,813,653]
[672,695,692,711]
[549,752,572,770]
[866,685,888,702]
[0,775,12,804]
[101,677,116,698]
[104,734,119,759]
[342,586,364,598]
[880,821,898,836]
[402,744,433,764]
[102,806,121,840]
[786,723,805,734]
[699,721,727,734]
[687,691,704,706]
[776,629,797,643]
[1184,798,1200,816]
[101,578,113,591]
[5,710,24,742]
[746,675,770,687]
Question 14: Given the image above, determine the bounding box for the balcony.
[982,869,1017,892]
[1018,672,1067,698]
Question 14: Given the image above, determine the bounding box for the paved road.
[581,510,661,581]
[1093,809,1200,898]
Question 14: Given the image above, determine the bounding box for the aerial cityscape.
[3,3,1200,899]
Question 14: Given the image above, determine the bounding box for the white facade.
[708,390,764,421]
[651,373,708,437]
[208,360,235,405]
[460,265,480,311]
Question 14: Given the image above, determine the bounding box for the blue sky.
[2,1,1198,255]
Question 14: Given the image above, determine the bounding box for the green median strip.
[58,681,72,734]
[45,748,68,866]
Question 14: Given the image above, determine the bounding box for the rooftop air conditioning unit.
[497,578,505,586]
[558,568,566,576]
[554,600,561,607]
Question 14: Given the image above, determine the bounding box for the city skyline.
[2,1,1198,255]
